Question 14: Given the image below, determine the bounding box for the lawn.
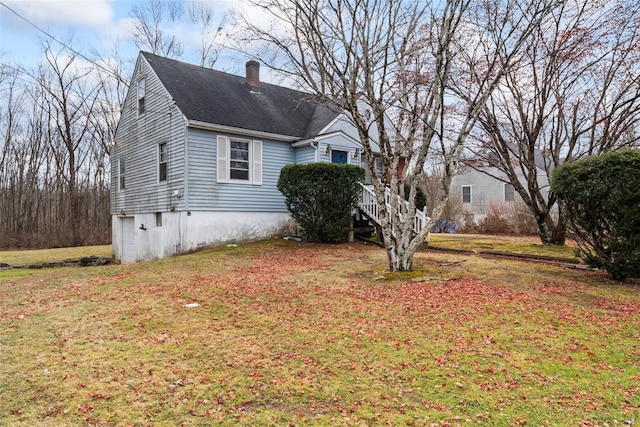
[0,245,112,266]
[1,239,638,426]
[428,234,578,260]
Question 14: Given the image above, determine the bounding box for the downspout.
[181,120,188,254]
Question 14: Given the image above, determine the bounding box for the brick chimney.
[246,60,260,89]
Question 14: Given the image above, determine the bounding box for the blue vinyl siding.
[295,145,316,164]
[187,128,294,211]
[111,56,186,215]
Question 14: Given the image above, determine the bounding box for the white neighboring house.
[451,152,550,224]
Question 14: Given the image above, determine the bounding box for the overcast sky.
[0,0,252,76]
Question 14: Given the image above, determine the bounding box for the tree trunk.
[387,243,414,272]
[537,212,566,245]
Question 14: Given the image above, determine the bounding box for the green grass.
[1,239,638,426]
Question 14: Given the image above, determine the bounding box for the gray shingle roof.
[141,52,340,139]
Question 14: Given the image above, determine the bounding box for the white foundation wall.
[112,211,291,264]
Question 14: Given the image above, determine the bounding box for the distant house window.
[216,136,262,185]
[119,158,125,191]
[137,79,145,116]
[155,212,162,227]
[375,158,383,178]
[462,185,471,203]
[504,183,515,202]
[158,142,167,182]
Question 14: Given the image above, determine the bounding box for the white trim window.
[504,183,515,202]
[462,185,471,204]
[216,135,262,185]
[137,79,146,117]
[375,158,383,178]
[119,158,126,191]
[230,140,250,179]
[158,142,167,183]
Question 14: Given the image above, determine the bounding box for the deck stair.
[357,183,430,237]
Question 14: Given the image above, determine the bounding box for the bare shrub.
[475,201,538,235]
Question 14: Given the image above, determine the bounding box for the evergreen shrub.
[552,149,640,281]
[278,163,365,242]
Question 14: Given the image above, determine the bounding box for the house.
[111,52,378,263]
[451,150,550,223]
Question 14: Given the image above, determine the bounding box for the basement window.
[155,212,162,227]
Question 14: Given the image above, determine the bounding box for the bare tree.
[467,0,640,244]
[189,1,227,68]
[237,0,556,271]
[35,41,104,246]
[1,38,119,249]
[130,0,184,58]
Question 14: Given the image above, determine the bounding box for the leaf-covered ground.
[1,240,638,426]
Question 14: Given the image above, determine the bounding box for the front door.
[331,149,348,164]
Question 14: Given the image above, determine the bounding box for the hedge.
[278,163,365,242]
[552,149,640,281]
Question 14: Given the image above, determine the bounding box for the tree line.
[0,0,226,249]
[0,43,121,248]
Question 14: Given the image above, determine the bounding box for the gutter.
[188,120,299,142]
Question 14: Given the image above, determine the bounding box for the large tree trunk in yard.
[536,213,566,245]
[386,235,415,272]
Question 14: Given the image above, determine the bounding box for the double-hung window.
[374,158,383,179]
[119,158,125,191]
[462,185,471,203]
[137,79,146,117]
[216,135,262,185]
[504,183,515,202]
[158,142,167,182]
[230,140,250,180]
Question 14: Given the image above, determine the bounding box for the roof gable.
[140,52,340,139]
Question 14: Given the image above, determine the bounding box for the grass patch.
[429,233,577,260]
[1,239,638,425]
[0,245,112,266]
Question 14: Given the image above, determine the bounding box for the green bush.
[278,163,365,242]
[403,183,427,211]
[552,149,640,281]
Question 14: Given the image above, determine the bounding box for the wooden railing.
[359,183,429,234]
